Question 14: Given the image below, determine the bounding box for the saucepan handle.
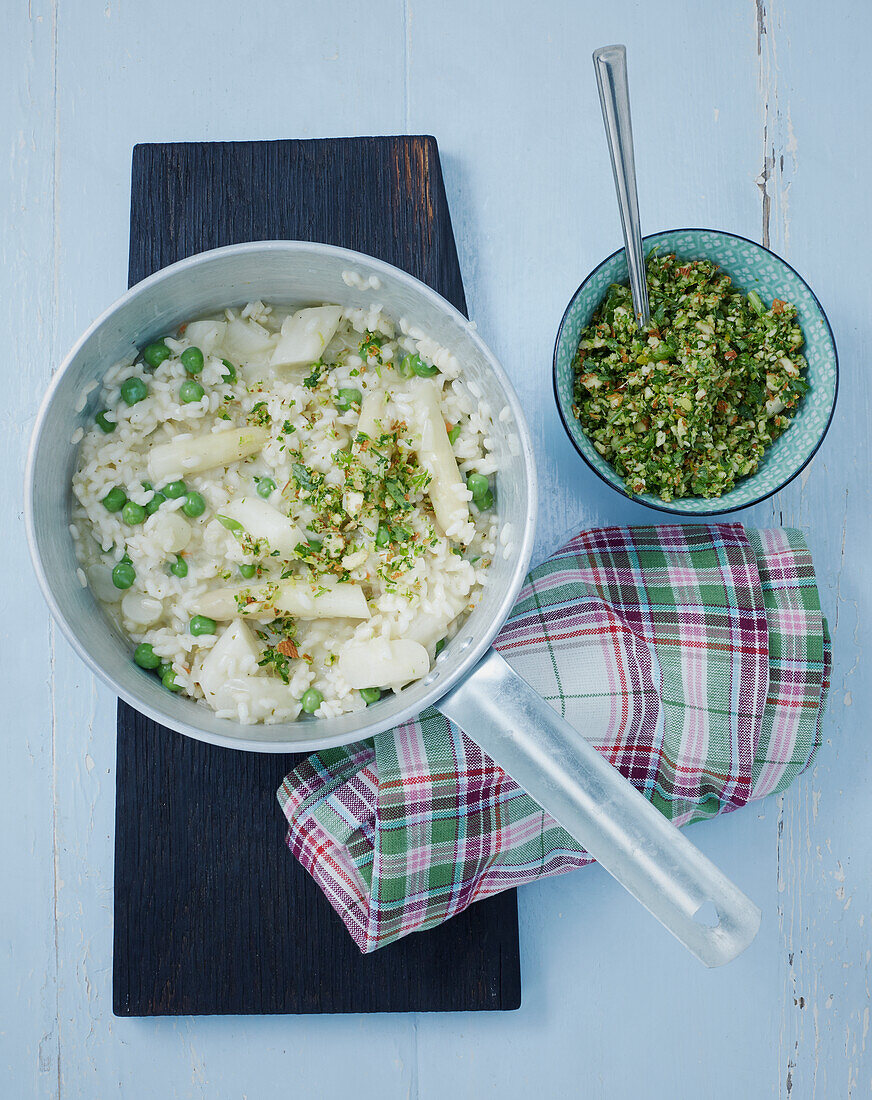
[436,648,761,967]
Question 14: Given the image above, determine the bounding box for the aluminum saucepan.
[26,241,760,966]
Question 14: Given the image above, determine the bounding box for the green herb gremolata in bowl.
[553,229,838,515]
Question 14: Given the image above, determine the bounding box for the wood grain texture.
[127,137,465,309]
[114,136,520,1017]
[3,0,871,1096]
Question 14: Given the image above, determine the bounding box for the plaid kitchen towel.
[277,524,830,952]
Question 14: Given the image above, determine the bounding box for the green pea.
[216,514,243,534]
[180,346,204,375]
[466,473,490,501]
[133,643,161,669]
[142,481,153,491]
[474,489,494,511]
[360,687,381,705]
[179,379,205,404]
[239,563,257,579]
[143,341,171,369]
[336,387,363,412]
[120,377,148,405]
[221,359,237,383]
[375,524,391,547]
[435,638,447,656]
[301,687,324,714]
[190,615,217,636]
[169,556,188,578]
[162,480,187,499]
[182,490,206,517]
[102,486,127,513]
[447,423,461,445]
[112,561,136,589]
[406,353,438,378]
[121,501,146,525]
[146,491,166,515]
[161,666,181,691]
[95,410,116,434]
[256,477,277,499]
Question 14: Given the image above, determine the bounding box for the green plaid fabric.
[278,524,830,952]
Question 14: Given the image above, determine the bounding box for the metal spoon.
[593,45,650,327]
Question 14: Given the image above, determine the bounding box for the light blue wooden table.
[4,1,869,1096]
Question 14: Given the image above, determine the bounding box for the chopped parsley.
[303,361,326,389]
[291,462,317,492]
[258,646,292,684]
[247,401,271,428]
[359,331,385,363]
[384,477,413,511]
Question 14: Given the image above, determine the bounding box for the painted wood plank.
[43,1,419,1094]
[0,4,61,1099]
[750,2,872,1096]
[403,2,788,1096]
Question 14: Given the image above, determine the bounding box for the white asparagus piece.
[401,598,465,649]
[224,316,275,358]
[194,621,302,718]
[220,496,306,557]
[356,389,388,439]
[408,377,472,540]
[86,563,122,603]
[195,620,262,701]
[147,426,270,483]
[353,389,391,468]
[337,638,430,689]
[121,592,164,628]
[195,578,370,622]
[270,305,343,368]
[200,674,302,719]
[181,320,227,355]
[144,511,192,554]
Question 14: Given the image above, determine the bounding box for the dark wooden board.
[113,137,522,1016]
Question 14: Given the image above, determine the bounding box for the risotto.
[71,297,498,724]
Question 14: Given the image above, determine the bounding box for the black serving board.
[113,137,522,1016]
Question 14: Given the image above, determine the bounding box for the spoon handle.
[593,45,650,327]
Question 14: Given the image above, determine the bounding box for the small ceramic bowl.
[553,228,839,514]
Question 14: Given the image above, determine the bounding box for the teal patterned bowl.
[553,229,838,514]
